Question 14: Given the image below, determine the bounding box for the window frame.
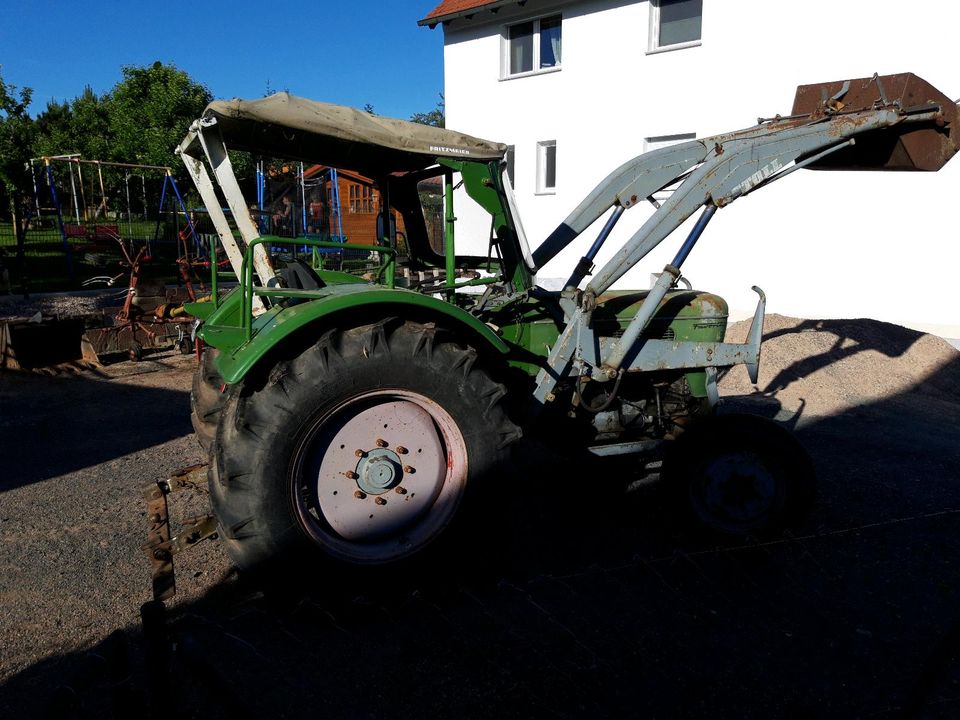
[648,0,702,55]
[501,13,563,80]
[348,183,376,214]
[536,140,557,195]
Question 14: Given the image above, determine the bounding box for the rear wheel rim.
[291,389,468,564]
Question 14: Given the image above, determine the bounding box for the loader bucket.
[792,73,958,171]
[0,317,97,370]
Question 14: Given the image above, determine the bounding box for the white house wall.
[439,0,960,337]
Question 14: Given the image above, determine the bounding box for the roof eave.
[417,0,519,29]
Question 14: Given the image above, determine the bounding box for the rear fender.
[211,286,510,385]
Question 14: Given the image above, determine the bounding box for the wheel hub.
[703,453,776,522]
[308,397,459,544]
[356,448,402,494]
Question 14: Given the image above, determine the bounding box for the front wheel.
[210,320,520,573]
[663,413,816,536]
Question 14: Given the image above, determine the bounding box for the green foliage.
[410,93,445,128]
[108,61,211,168]
[34,86,111,161]
[31,61,210,174]
[0,70,35,196]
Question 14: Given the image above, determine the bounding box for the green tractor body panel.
[314,268,371,286]
[495,289,727,396]
[199,284,510,385]
[442,159,535,293]
[184,300,219,322]
[193,287,247,350]
[596,290,728,397]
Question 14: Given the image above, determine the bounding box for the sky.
[0,0,446,119]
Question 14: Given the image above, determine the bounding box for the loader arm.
[531,73,958,405]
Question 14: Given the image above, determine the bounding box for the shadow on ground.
[0,358,192,491]
[3,342,959,720]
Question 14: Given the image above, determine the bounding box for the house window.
[348,183,376,213]
[505,145,516,185]
[536,140,557,194]
[649,0,702,53]
[503,14,562,78]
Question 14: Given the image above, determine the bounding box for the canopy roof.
[198,92,506,175]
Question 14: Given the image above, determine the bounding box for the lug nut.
[376,438,388,448]
[354,490,367,500]
[403,465,415,474]
[355,449,367,458]
[344,470,358,480]
[395,486,407,495]
[375,497,387,506]
[396,446,408,455]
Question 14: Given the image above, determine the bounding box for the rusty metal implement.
[142,465,218,601]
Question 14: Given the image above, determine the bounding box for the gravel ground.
[0,351,231,687]
[1,317,959,719]
[0,290,127,321]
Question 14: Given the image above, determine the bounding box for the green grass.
[0,218,191,293]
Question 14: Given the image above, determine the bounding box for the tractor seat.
[278,258,325,291]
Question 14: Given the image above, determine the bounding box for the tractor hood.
[187,93,506,175]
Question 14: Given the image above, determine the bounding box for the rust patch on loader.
[792,73,959,171]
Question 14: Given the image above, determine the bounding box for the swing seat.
[91,224,120,239]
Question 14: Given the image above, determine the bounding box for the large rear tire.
[210,320,520,573]
[190,347,223,452]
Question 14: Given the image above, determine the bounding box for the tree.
[410,93,445,128]
[33,86,111,161]
[32,63,209,171]
[108,61,212,169]
[0,70,35,198]
[0,69,36,289]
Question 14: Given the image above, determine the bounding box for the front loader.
[158,73,956,584]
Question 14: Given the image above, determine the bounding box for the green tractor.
[177,74,957,575]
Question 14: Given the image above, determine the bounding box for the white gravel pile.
[720,313,960,415]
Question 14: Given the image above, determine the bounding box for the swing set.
[27,155,198,284]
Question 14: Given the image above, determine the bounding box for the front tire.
[664,413,816,536]
[210,320,520,573]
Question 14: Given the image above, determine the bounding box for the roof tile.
[421,0,501,24]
